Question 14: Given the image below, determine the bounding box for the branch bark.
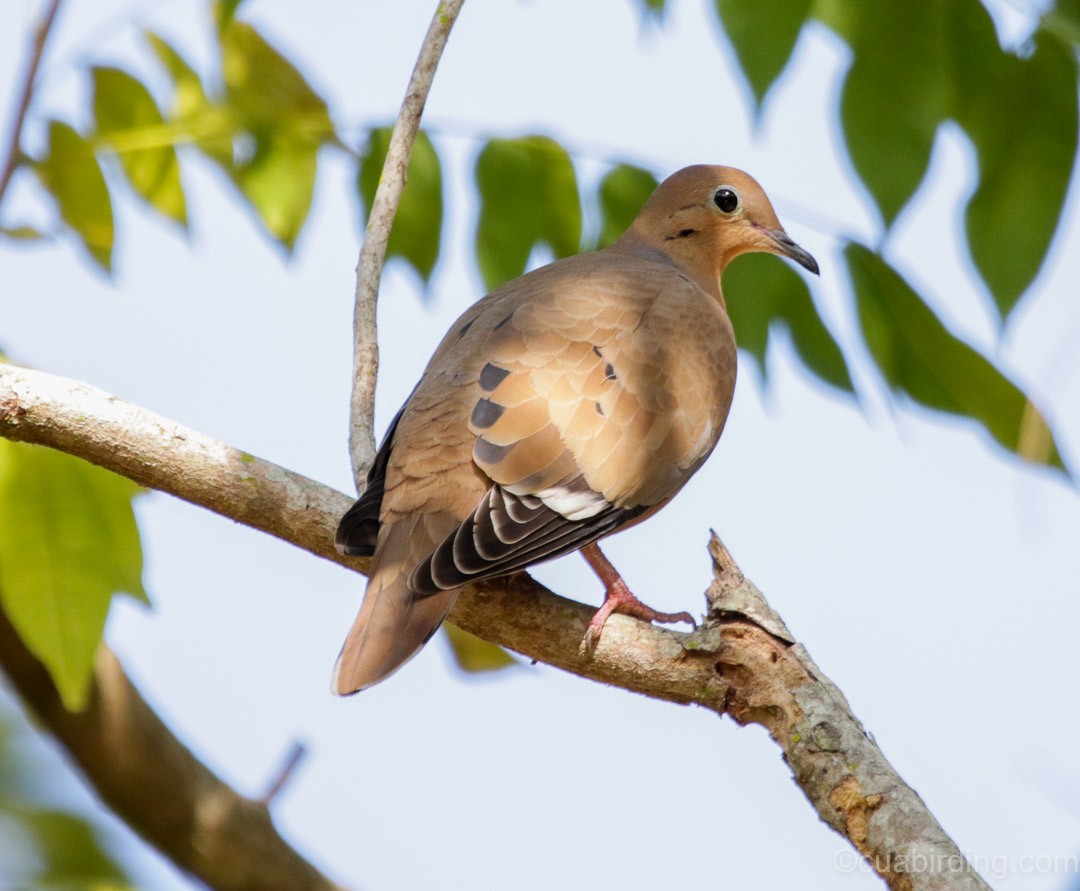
[349,0,466,485]
[0,601,346,891]
[0,363,991,891]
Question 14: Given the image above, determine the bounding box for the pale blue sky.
[3,1,1080,888]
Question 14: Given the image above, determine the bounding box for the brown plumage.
[333,165,818,694]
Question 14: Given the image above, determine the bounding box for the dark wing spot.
[595,401,604,416]
[592,345,603,358]
[479,362,510,392]
[470,398,505,429]
[474,437,513,465]
[457,318,475,338]
[604,363,616,381]
[493,312,514,331]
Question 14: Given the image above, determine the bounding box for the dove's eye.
[713,188,739,214]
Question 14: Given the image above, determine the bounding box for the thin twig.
[0,364,991,890]
[349,0,467,486]
[261,741,308,807]
[0,0,64,211]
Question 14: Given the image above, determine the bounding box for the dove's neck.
[610,226,725,306]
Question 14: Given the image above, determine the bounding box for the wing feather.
[335,406,406,557]
[410,484,645,595]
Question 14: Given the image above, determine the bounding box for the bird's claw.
[580,605,696,655]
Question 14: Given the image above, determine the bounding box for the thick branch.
[0,603,345,891]
[349,0,466,485]
[0,364,360,572]
[0,364,990,891]
[0,0,62,210]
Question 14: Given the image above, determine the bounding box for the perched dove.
[334,164,818,694]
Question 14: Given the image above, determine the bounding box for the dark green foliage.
[846,243,1066,473]
[475,136,581,290]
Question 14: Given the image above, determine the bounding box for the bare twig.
[349,0,467,486]
[0,0,63,211]
[0,604,346,891]
[0,364,990,891]
[261,741,308,807]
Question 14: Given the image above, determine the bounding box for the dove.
[333,164,818,694]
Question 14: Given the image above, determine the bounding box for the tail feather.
[332,515,458,694]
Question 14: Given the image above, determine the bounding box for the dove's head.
[616,164,818,300]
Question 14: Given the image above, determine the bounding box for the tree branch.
[349,0,467,485]
[0,602,346,891]
[0,0,63,211]
[0,364,990,891]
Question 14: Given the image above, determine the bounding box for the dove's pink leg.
[579,543,696,649]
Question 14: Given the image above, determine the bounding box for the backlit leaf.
[220,21,334,135]
[595,163,657,249]
[0,442,148,711]
[215,0,247,31]
[230,134,317,250]
[358,127,443,285]
[714,0,812,108]
[724,252,853,394]
[218,19,337,249]
[33,122,114,273]
[91,66,187,227]
[475,136,581,290]
[144,30,233,166]
[0,226,47,241]
[845,243,1066,473]
[443,623,516,674]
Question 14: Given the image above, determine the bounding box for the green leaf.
[714,0,812,108]
[144,31,205,117]
[91,66,187,227]
[595,163,657,249]
[939,0,1002,107]
[0,225,47,241]
[723,252,853,394]
[0,443,148,711]
[15,808,127,887]
[0,716,137,889]
[218,20,337,249]
[144,31,233,167]
[475,136,581,290]
[1042,0,1080,48]
[230,134,317,250]
[358,127,443,285]
[958,35,1078,319]
[835,1,951,225]
[845,242,1066,473]
[220,21,334,134]
[215,0,247,31]
[33,122,114,273]
[442,623,517,674]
